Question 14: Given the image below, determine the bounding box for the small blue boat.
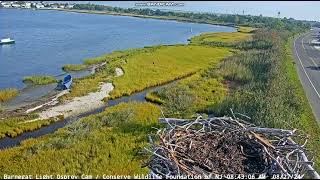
[57,74,72,90]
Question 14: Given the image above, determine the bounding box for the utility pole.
[277,11,280,18]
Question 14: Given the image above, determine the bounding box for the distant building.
[66,4,74,9]
[0,2,11,8]
[35,3,44,9]
[11,3,20,8]
[58,5,65,9]
[25,2,31,8]
[51,4,58,9]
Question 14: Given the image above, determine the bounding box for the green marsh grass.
[62,64,88,72]
[0,102,161,175]
[190,27,253,46]
[0,114,58,138]
[23,76,58,85]
[61,45,231,101]
[109,45,231,99]
[145,92,164,105]
[0,88,19,102]
[149,71,228,118]
[237,26,256,33]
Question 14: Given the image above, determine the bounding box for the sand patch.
[115,67,124,77]
[38,83,114,119]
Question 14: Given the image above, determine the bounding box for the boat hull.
[63,78,72,89]
[0,41,15,45]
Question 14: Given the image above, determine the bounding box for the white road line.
[294,34,320,100]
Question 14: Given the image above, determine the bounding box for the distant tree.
[71,3,310,32]
[155,9,161,16]
[234,15,239,25]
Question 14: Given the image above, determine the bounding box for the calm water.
[0,8,235,89]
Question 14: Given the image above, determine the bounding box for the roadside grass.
[0,88,19,102]
[0,102,161,175]
[23,76,58,85]
[62,64,88,72]
[0,114,60,138]
[110,45,231,99]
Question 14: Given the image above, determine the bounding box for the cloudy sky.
[69,1,319,21]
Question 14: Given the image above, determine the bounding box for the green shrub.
[156,85,196,118]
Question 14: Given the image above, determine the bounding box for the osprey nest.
[144,112,320,179]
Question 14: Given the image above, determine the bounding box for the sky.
[65,1,320,21]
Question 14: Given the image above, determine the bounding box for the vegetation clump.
[62,64,88,72]
[145,92,164,105]
[0,88,19,102]
[0,114,57,138]
[23,76,58,85]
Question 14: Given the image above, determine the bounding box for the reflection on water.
[0,43,15,50]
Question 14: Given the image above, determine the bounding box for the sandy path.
[38,83,114,120]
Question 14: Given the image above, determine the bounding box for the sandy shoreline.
[18,66,123,121]
[36,67,123,120]
[38,82,114,120]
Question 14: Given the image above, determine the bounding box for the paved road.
[293,28,320,123]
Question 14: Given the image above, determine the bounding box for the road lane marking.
[294,35,320,100]
[302,36,307,50]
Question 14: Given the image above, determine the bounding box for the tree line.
[73,3,311,31]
